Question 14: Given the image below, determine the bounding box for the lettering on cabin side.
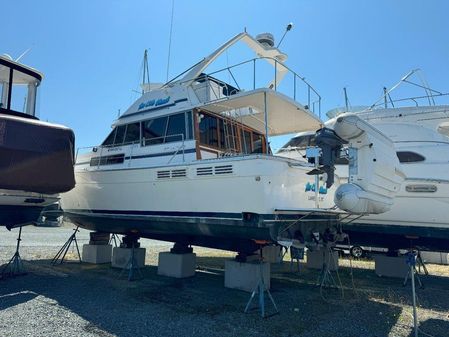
[138,96,171,110]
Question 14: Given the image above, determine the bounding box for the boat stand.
[1,227,26,279]
[109,233,121,247]
[316,245,338,288]
[51,226,81,265]
[118,243,143,281]
[403,250,426,289]
[244,250,279,318]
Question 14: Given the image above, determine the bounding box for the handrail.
[179,56,322,117]
[75,133,187,166]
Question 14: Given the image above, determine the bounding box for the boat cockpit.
[0,55,42,119]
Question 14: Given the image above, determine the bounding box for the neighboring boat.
[0,55,75,229]
[278,104,449,252]
[61,32,403,254]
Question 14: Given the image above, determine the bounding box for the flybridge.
[138,96,171,110]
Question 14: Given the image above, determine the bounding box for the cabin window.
[114,125,126,145]
[90,153,125,166]
[102,128,117,146]
[243,130,252,154]
[142,116,168,145]
[281,134,315,150]
[186,111,193,140]
[199,114,219,147]
[166,113,186,142]
[252,133,264,153]
[124,122,140,144]
[396,151,425,163]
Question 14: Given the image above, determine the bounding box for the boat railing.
[184,57,322,118]
[75,134,186,167]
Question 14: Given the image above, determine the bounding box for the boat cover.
[0,113,75,194]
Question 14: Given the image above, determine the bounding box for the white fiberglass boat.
[278,104,449,251]
[61,32,403,254]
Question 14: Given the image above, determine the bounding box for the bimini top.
[200,88,322,136]
[0,55,43,84]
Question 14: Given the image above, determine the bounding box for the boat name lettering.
[138,96,171,110]
[305,182,327,194]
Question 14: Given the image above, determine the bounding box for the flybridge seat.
[0,113,75,194]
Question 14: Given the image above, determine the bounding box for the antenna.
[142,49,150,95]
[277,22,294,49]
[343,87,350,111]
[15,48,32,62]
[166,0,175,82]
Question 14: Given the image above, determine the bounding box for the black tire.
[350,246,364,258]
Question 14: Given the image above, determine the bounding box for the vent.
[157,169,187,179]
[214,165,233,175]
[157,170,171,179]
[171,169,187,178]
[197,167,213,176]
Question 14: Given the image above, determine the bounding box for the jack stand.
[1,227,26,279]
[405,252,419,337]
[244,248,279,318]
[416,251,429,276]
[51,226,81,265]
[316,245,338,288]
[109,233,120,247]
[404,251,424,289]
[118,243,143,281]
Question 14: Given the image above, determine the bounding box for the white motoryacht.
[278,104,449,251]
[61,32,403,254]
[0,55,75,230]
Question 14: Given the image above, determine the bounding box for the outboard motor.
[308,128,347,188]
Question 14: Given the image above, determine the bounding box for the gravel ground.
[1,224,449,337]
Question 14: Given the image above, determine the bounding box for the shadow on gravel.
[0,258,447,337]
[0,290,38,310]
[410,318,449,337]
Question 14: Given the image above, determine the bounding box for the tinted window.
[142,116,168,145]
[124,122,140,144]
[186,111,193,140]
[397,151,425,163]
[199,114,218,147]
[102,128,116,146]
[114,125,126,145]
[166,113,185,142]
[90,154,125,166]
[252,133,264,153]
[240,130,252,154]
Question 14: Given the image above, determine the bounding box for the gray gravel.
[1,224,449,337]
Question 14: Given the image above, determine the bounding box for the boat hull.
[62,156,338,252]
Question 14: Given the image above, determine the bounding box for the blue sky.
[3,0,449,149]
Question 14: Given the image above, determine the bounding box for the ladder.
[222,113,239,154]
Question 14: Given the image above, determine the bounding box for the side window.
[166,113,186,142]
[199,114,218,147]
[102,127,117,146]
[186,111,193,140]
[243,130,252,154]
[124,122,140,144]
[396,151,425,163]
[114,125,126,145]
[252,133,264,153]
[142,116,168,145]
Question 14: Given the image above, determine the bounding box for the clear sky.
[3,0,449,150]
